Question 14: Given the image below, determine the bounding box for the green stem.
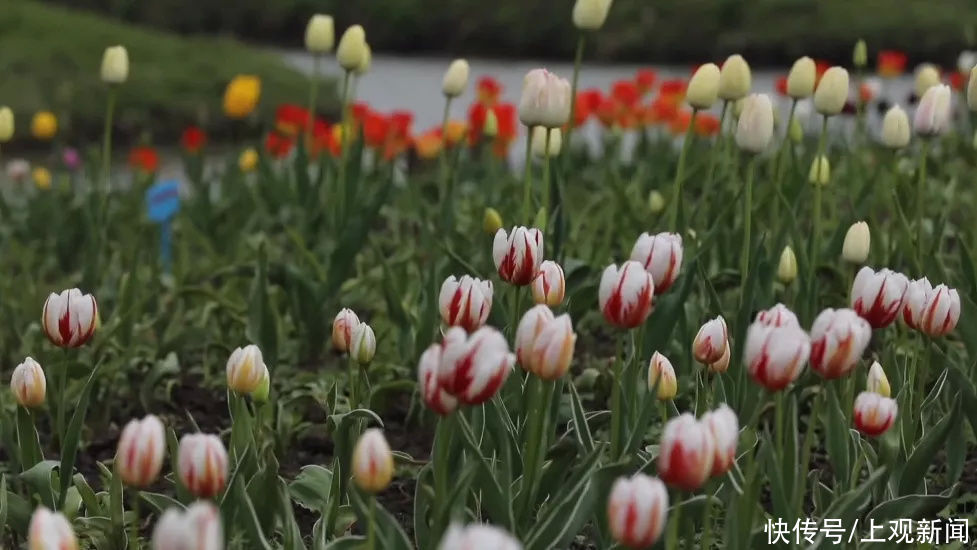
[367,495,376,550]
[100,86,117,193]
[563,33,586,168]
[794,389,824,519]
[915,140,931,271]
[517,377,553,524]
[667,109,698,231]
[130,488,141,550]
[740,156,757,299]
[610,337,624,459]
[665,494,683,550]
[774,391,785,463]
[307,55,321,140]
[432,415,454,537]
[700,489,713,550]
[698,101,728,228]
[439,97,453,199]
[57,350,69,451]
[773,99,798,236]
[336,70,353,228]
[542,129,552,233]
[522,127,534,224]
[808,116,829,318]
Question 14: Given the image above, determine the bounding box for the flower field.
[4,2,977,549]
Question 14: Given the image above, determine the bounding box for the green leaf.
[524,446,607,550]
[229,475,273,550]
[456,413,514,530]
[0,476,7,539]
[59,361,103,508]
[139,492,184,515]
[413,464,434,549]
[946,364,977,436]
[289,465,334,512]
[73,473,104,516]
[824,386,850,487]
[820,466,888,527]
[20,459,59,509]
[2,488,32,537]
[348,488,413,550]
[866,492,955,524]
[110,466,126,549]
[898,398,960,495]
[567,383,595,453]
[247,239,279,363]
[322,536,366,550]
[279,477,308,550]
[15,406,44,471]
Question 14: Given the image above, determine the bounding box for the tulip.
[968,67,977,111]
[853,391,897,437]
[647,352,677,400]
[755,303,801,328]
[708,341,731,374]
[100,45,129,84]
[439,275,494,332]
[607,474,668,548]
[483,207,503,235]
[6,158,30,181]
[493,226,544,286]
[442,59,470,98]
[42,288,98,348]
[238,147,259,172]
[814,67,850,116]
[902,278,961,336]
[914,84,952,137]
[777,246,798,284]
[702,404,738,477]
[853,39,868,68]
[439,327,514,405]
[788,115,804,143]
[483,109,499,137]
[332,308,361,352]
[880,105,911,148]
[913,64,941,98]
[693,315,728,365]
[31,111,57,140]
[842,221,871,263]
[598,261,655,329]
[29,507,78,550]
[850,267,910,328]
[226,344,266,394]
[352,428,394,493]
[685,63,720,109]
[745,321,811,391]
[735,93,774,153]
[528,314,576,381]
[809,308,873,379]
[808,155,830,186]
[718,54,751,101]
[223,75,261,119]
[337,25,367,71]
[251,366,271,403]
[518,69,572,128]
[786,56,816,99]
[438,523,523,550]
[153,501,224,550]
[515,305,556,370]
[177,433,229,498]
[305,14,335,53]
[417,343,458,416]
[629,232,683,294]
[0,106,13,142]
[531,126,562,158]
[959,50,977,74]
[866,361,891,397]
[115,415,166,489]
[11,357,46,408]
[355,43,372,75]
[648,190,665,214]
[572,0,613,31]
[153,508,188,550]
[33,167,52,190]
[351,323,377,365]
[532,260,566,306]
[658,414,715,491]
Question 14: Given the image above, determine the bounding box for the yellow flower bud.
[337,25,367,71]
[483,207,503,235]
[100,45,129,84]
[814,67,849,116]
[866,361,891,397]
[913,64,941,98]
[239,148,259,172]
[808,155,830,186]
[32,167,52,190]
[718,54,751,101]
[880,106,910,149]
[853,39,868,69]
[648,190,665,214]
[842,221,870,264]
[226,345,266,394]
[354,43,372,76]
[967,67,977,112]
[531,126,562,158]
[352,428,394,493]
[788,116,804,143]
[250,366,271,403]
[223,75,261,119]
[305,14,335,54]
[483,109,499,137]
[777,246,798,284]
[648,352,677,401]
[572,0,612,31]
[442,59,470,98]
[685,63,720,109]
[11,357,46,408]
[786,57,816,99]
[31,111,57,140]
[0,107,13,142]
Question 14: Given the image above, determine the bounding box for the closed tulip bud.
[745,321,810,391]
[786,56,817,99]
[866,361,891,397]
[735,93,774,153]
[913,64,941,98]
[153,508,189,550]
[519,69,572,128]
[222,75,261,119]
[531,126,562,158]
[31,111,57,140]
[352,428,394,493]
[685,63,721,109]
[493,226,544,286]
[914,84,952,137]
[647,352,677,400]
[959,51,977,74]
[532,261,566,306]
[178,433,228,498]
[350,323,377,365]
[880,105,911,148]
[572,0,613,31]
[332,308,361,352]
[853,39,868,68]
[629,232,683,294]
[702,404,738,476]
[850,267,910,328]
[853,391,897,437]
[515,305,555,370]
[442,59,470,98]
[483,207,503,234]
[599,261,655,329]
[788,115,804,143]
[0,106,13,142]
[842,221,871,263]
[810,308,872,379]
[187,502,224,550]
[777,246,798,284]
[808,155,830,186]
[226,344,266,394]
[658,414,715,491]
[440,275,494,331]
[693,315,728,365]
[116,415,165,488]
[438,523,522,550]
[417,343,458,415]
[354,43,371,75]
[337,25,367,71]
[718,54,752,101]
[968,67,977,111]
[440,327,514,405]
[708,341,731,374]
[238,147,259,172]
[29,507,78,550]
[814,67,850,116]
[251,366,270,403]
[527,314,576,380]
[483,109,499,137]
[607,474,668,548]
[756,303,801,328]
[11,357,46,408]
[902,278,961,336]
[648,190,665,214]
[305,15,335,54]
[100,45,129,84]
[42,288,98,348]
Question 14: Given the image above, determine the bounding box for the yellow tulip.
[31,111,57,140]
[32,167,52,190]
[223,75,261,119]
[238,148,259,172]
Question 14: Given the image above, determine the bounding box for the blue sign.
[146,179,181,223]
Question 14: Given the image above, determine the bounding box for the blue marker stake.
[145,179,181,273]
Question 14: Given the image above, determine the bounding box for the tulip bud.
[914,84,952,137]
[648,190,665,214]
[607,474,668,548]
[332,308,361,352]
[880,105,911,148]
[718,54,752,101]
[756,303,801,329]
[599,261,655,329]
[493,226,544,286]
[810,308,872,379]
[116,415,166,488]
[178,433,229,498]
[417,343,458,416]
[693,315,728,365]
[745,320,810,391]
[442,59,470,98]
[777,246,798,284]
[629,232,683,293]
[226,344,266,394]
[913,64,941,98]
[29,507,78,550]
[440,327,514,405]
[515,305,556,370]
[483,109,499,137]
[708,341,731,374]
[527,314,576,381]
[842,221,870,263]
[337,25,367,71]
[33,167,51,190]
[0,106,13,142]
[685,63,721,109]
[350,323,377,365]
[352,428,394,493]
[238,147,259,172]
[42,288,98,348]
[788,115,804,143]
[702,404,738,476]
[440,275,494,331]
[959,51,977,74]
[968,67,977,112]
[223,76,261,119]
[354,43,372,75]
[251,366,271,403]
[101,45,129,84]
[153,502,224,550]
[658,414,715,491]
[851,267,910,328]
[531,126,562,158]
[438,523,522,550]
[735,93,774,154]
[31,111,57,141]
[853,391,897,437]
[647,352,677,400]
[853,39,868,68]
[572,0,613,31]
[808,155,830,186]
[483,207,503,234]
[866,361,891,397]
[786,56,816,99]
[814,67,850,116]
[532,260,566,306]
[519,69,572,128]
[11,357,46,408]
[903,278,961,337]
[305,14,335,54]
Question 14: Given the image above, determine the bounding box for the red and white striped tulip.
[352,428,394,493]
[439,327,514,405]
[755,303,800,328]
[332,308,360,352]
[693,315,728,365]
[708,341,731,374]
[903,277,961,337]
[177,433,229,498]
[745,321,811,391]
[527,314,576,381]
[850,267,910,328]
[658,414,715,491]
[438,523,522,550]
[515,305,555,370]
[629,232,683,294]
[153,501,223,550]
[493,226,544,286]
[599,261,654,329]
[439,275,494,331]
[648,352,677,400]
[417,343,458,416]
[116,415,166,488]
[29,507,78,550]
[226,344,266,394]
[702,404,739,477]
[853,391,898,437]
[11,357,46,408]
[42,288,98,348]
[531,260,565,306]
[810,308,872,380]
[607,474,669,549]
